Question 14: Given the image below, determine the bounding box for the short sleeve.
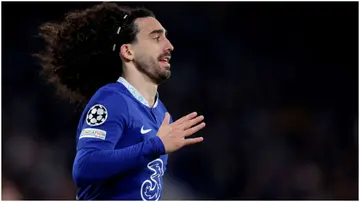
[76,88,129,151]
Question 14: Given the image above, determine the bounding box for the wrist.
[143,136,166,157]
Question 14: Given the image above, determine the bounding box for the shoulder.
[84,84,130,124]
[91,83,128,102]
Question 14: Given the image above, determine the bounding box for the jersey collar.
[117,77,159,108]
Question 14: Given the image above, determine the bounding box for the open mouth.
[159,57,170,63]
[159,56,171,68]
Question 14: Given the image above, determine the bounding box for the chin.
[154,72,171,85]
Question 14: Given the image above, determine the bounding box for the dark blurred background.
[2,1,358,200]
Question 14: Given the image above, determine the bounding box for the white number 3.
[140,159,164,201]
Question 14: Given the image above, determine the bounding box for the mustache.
[158,52,171,59]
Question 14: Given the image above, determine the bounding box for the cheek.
[134,50,148,61]
[134,44,161,61]
[136,51,158,66]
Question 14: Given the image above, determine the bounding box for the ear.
[119,44,134,61]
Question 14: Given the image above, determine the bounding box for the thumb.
[161,112,171,126]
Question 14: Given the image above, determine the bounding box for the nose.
[165,38,174,52]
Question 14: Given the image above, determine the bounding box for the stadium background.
[2,1,358,200]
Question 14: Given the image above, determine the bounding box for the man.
[34,2,206,200]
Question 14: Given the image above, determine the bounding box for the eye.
[153,35,161,42]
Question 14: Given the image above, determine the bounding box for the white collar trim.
[117,77,159,108]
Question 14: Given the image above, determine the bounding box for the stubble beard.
[134,56,171,85]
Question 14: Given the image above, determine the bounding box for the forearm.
[73,136,164,186]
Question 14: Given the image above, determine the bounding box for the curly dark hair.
[33,2,155,105]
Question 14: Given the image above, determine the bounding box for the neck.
[122,64,158,107]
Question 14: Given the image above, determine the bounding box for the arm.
[72,89,165,186]
[73,137,164,186]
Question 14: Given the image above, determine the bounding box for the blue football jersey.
[72,77,170,200]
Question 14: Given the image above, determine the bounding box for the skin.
[131,17,173,85]
[120,17,173,107]
[119,17,205,153]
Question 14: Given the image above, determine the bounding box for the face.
[127,17,174,85]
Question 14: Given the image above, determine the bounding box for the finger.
[184,122,206,137]
[161,112,171,126]
[184,137,204,146]
[178,115,204,130]
[171,112,197,126]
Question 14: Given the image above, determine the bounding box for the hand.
[157,112,205,153]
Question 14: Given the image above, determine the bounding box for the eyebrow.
[148,29,167,36]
